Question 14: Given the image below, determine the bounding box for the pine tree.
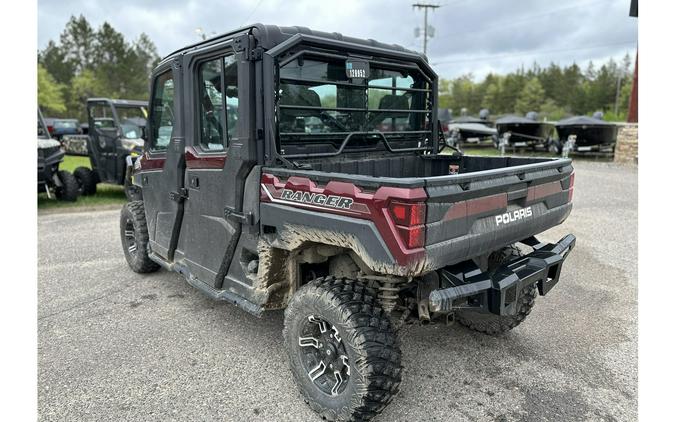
[515,77,546,114]
[38,15,160,119]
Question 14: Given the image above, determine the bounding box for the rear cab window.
[276,55,432,156]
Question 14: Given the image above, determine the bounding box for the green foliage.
[69,70,99,121]
[38,15,160,120]
[539,99,567,121]
[515,77,546,114]
[438,55,635,122]
[38,64,66,114]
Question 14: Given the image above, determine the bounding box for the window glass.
[90,104,116,131]
[116,106,147,140]
[198,58,224,150]
[149,71,174,151]
[224,55,239,143]
[280,59,349,82]
[278,58,430,141]
[368,68,415,89]
[198,55,239,151]
[55,120,78,129]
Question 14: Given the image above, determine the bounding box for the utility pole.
[614,74,623,116]
[412,3,441,56]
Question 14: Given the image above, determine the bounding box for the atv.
[67,98,147,200]
[37,108,79,201]
[120,24,576,421]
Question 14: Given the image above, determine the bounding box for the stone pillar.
[614,124,638,165]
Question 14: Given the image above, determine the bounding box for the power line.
[433,40,636,66]
[241,0,265,27]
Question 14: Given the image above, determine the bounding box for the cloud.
[37,0,637,80]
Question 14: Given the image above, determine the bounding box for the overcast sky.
[37,0,638,80]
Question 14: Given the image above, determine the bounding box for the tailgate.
[424,159,574,267]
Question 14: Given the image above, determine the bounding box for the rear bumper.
[429,234,576,316]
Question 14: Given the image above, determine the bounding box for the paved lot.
[38,160,637,421]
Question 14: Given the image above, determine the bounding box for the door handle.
[224,206,253,225]
[169,188,189,203]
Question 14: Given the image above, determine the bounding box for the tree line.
[438,56,634,122]
[38,16,634,123]
[38,15,160,121]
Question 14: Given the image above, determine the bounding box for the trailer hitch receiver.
[429,234,576,316]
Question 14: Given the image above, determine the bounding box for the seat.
[368,94,410,130]
[279,84,322,132]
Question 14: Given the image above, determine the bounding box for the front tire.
[283,277,402,421]
[73,166,97,196]
[456,246,537,335]
[120,201,160,273]
[54,170,79,202]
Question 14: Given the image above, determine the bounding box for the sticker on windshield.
[346,59,370,79]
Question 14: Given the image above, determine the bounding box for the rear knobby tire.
[283,277,402,421]
[73,166,97,196]
[54,170,79,202]
[456,245,537,335]
[120,201,160,273]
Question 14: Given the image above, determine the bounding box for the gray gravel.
[38,160,637,421]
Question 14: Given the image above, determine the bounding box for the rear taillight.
[47,125,54,134]
[389,201,426,249]
[390,201,426,226]
[568,172,575,202]
[441,122,449,133]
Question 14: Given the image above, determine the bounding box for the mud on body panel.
[260,173,428,272]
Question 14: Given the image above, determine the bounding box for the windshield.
[54,120,78,129]
[116,106,147,139]
[277,55,432,157]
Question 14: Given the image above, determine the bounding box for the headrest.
[279,84,322,120]
[378,94,409,112]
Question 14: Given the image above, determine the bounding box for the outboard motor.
[479,108,490,120]
[438,108,452,122]
[592,111,604,120]
[525,111,539,121]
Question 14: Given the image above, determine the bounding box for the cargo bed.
[261,153,574,276]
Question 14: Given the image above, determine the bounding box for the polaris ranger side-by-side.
[65,98,147,199]
[120,25,576,421]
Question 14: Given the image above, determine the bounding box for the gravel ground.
[38,160,637,421]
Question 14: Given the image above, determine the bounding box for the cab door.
[137,60,186,261]
[88,100,119,181]
[173,45,255,289]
